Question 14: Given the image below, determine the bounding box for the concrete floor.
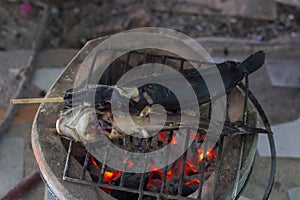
[4,120,45,200]
[0,49,77,200]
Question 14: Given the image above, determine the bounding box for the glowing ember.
[100,170,121,193]
[103,171,121,184]
[166,169,173,180]
[146,163,164,190]
[185,162,199,175]
[127,161,134,168]
[90,155,100,168]
[189,133,206,141]
[157,132,177,145]
[171,135,177,145]
[90,155,121,183]
[123,157,134,168]
[185,179,200,185]
[158,132,169,143]
[189,133,198,140]
[150,163,163,175]
[146,147,216,192]
[89,141,216,195]
[197,148,216,162]
[90,154,121,193]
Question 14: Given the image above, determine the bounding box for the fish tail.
[239,51,265,75]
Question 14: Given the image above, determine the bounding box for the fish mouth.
[55,116,62,135]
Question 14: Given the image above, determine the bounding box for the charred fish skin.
[64,85,115,108]
[217,50,265,92]
[64,51,265,109]
[125,51,265,111]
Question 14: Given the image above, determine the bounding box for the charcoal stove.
[32,35,276,200]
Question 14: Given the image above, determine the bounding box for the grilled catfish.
[63,51,265,112]
[57,51,267,141]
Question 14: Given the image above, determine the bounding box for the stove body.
[32,37,275,200]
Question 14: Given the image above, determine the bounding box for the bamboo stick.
[10,97,64,104]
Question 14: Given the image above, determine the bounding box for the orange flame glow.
[103,171,121,184]
[90,155,100,168]
[166,169,173,180]
[171,135,177,145]
[90,139,216,194]
[197,148,216,162]
[158,132,177,145]
[189,133,198,140]
[127,161,134,168]
[185,179,200,185]
[158,132,168,143]
[185,162,199,175]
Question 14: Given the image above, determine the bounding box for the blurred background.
[0,0,299,199]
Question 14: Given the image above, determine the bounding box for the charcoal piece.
[111,173,142,200]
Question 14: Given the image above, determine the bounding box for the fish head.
[56,105,105,142]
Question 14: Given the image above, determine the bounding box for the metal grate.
[62,50,276,200]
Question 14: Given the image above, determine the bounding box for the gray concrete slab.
[32,48,78,92]
[5,120,45,200]
[35,49,78,68]
[0,137,24,198]
[0,50,33,109]
[32,68,64,91]
[242,156,300,200]
[258,117,300,158]
[266,59,300,88]
[277,0,300,8]
[288,186,300,200]
[249,59,300,126]
[153,0,277,20]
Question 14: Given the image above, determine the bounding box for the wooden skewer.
[10,97,64,104]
